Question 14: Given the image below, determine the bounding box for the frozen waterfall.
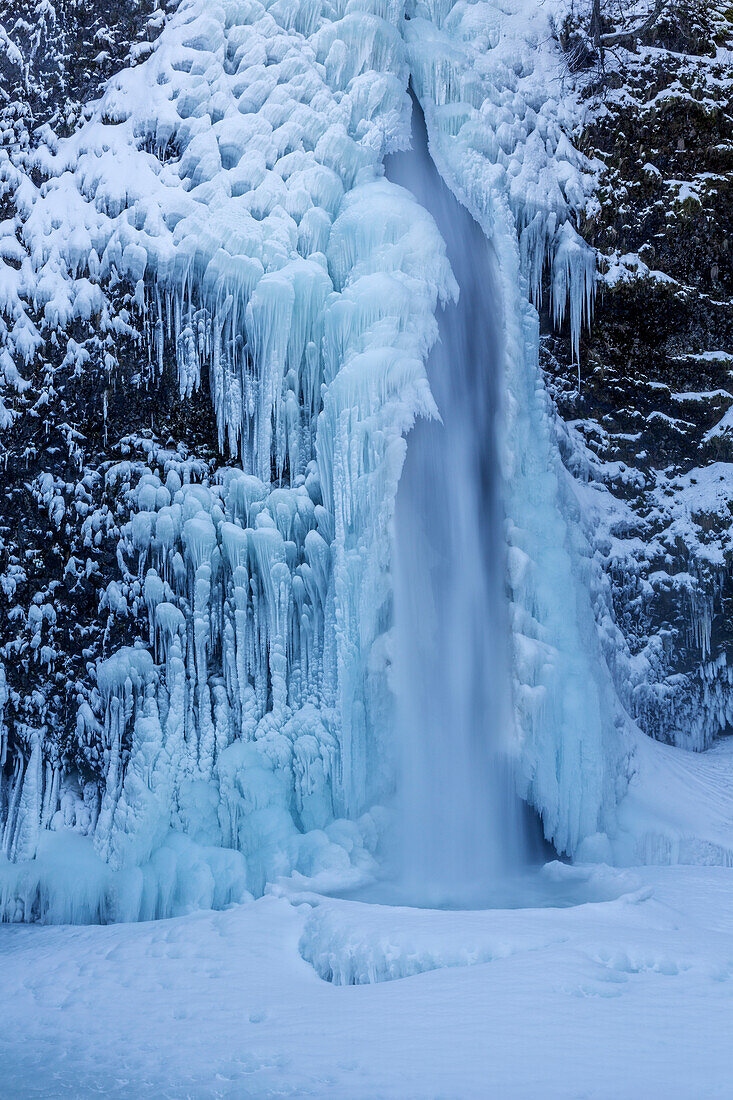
[1,0,668,926]
[388,99,527,905]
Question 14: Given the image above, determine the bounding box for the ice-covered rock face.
[404,0,598,355]
[1,0,618,920]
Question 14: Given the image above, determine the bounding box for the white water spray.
[388,98,528,906]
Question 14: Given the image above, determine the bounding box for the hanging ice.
[1,0,681,924]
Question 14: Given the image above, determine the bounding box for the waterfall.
[388,98,527,906]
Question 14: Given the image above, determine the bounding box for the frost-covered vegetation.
[544,0,733,751]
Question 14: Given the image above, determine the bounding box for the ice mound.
[298,863,641,985]
[0,829,249,925]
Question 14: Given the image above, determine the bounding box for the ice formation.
[403,2,628,858]
[1,0,686,922]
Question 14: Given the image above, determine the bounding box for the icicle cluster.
[1,0,459,918]
[404,0,598,359]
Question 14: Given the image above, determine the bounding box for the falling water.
[387,97,528,906]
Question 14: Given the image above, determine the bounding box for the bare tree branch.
[600,0,668,48]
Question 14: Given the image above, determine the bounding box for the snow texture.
[2,862,733,1096]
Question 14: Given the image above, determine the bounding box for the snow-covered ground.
[3,862,733,1098]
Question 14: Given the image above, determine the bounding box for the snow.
[2,863,733,1097]
[668,350,733,363]
[601,250,677,287]
[670,389,732,403]
[705,405,733,441]
[616,727,733,866]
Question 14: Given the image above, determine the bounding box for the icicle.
[0,664,7,769]
[155,601,185,666]
[2,754,23,857]
[144,568,165,649]
[8,734,43,863]
[551,221,597,374]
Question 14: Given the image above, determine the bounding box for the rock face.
[543,0,733,750]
